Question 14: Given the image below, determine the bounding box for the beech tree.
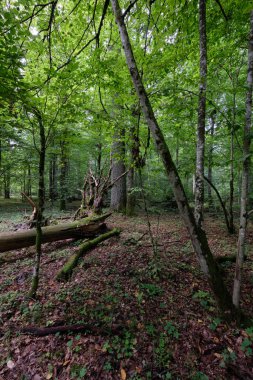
[110,0,238,319]
[195,0,207,228]
[233,10,253,308]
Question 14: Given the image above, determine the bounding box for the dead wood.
[0,323,123,338]
[56,227,120,281]
[0,213,111,253]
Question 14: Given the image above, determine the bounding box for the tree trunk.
[126,166,135,216]
[29,111,46,298]
[59,138,68,211]
[207,111,215,208]
[229,129,235,233]
[195,0,207,228]
[56,228,120,280]
[233,11,253,307]
[111,0,238,320]
[4,168,10,199]
[126,124,137,216]
[110,126,127,212]
[49,153,57,201]
[0,213,110,253]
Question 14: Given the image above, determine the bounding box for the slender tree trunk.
[60,140,68,211]
[195,0,207,227]
[207,111,215,208]
[229,93,236,234]
[111,0,238,319]
[96,142,102,177]
[110,126,126,212]
[126,123,137,216]
[229,129,235,233]
[4,167,10,199]
[49,153,57,201]
[27,163,32,196]
[29,111,46,298]
[233,11,253,307]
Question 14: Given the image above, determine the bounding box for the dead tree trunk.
[0,213,111,253]
[111,0,239,320]
[233,11,253,308]
[56,228,120,280]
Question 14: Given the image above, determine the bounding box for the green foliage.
[70,364,87,379]
[209,317,222,331]
[241,327,253,356]
[192,291,215,310]
[191,372,209,380]
[102,332,136,360]
[154,333,172,367]
[164,321,180,339]
[140,283,164,297]
[220,348,237,368]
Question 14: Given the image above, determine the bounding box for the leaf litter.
[0,210,253,379]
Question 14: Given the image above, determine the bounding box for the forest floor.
[0,199,253,380]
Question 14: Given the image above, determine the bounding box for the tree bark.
[110,126,127,212]
[59,137,68,211]
[110,0,239,320]
[0,213,110,253]
[29,111,46,298]
[203,175,232,234]
[233,11,253,307]
[56,227,120,280]
[195,0,207,228]
[229,94,236,234]
[207,111,215,208]
[49,153,57,201]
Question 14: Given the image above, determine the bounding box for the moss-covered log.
[56,228,120,281]
[0,213,111,253]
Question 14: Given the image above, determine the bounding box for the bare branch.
[122,0,139,18]
[214,0,228,21]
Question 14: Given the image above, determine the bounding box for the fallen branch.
[56,228,120,281]
[0,213,111,253]
[0,322,123,338]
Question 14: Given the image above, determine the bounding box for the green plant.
[102,332,136,359]
[154,333,172,367]
[70,364,87,379]
[241,327,253,356]
[191,371,209,380]
[164,321,179,339]
[140,283,164,297]
[146,323,156,336]
[220,348,237,368]
[103,361,113,371]
[209,317,221,331]
[192,290,214,310]
[0,291,20,312]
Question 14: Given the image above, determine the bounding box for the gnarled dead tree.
[74,167,128,219]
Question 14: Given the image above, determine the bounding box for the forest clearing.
[1,0,253,379]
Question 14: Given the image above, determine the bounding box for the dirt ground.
[0,203,253,379]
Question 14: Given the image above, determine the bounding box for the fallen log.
[0,213,111,253]
[0,322,123,338]
[56,228,120,281]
